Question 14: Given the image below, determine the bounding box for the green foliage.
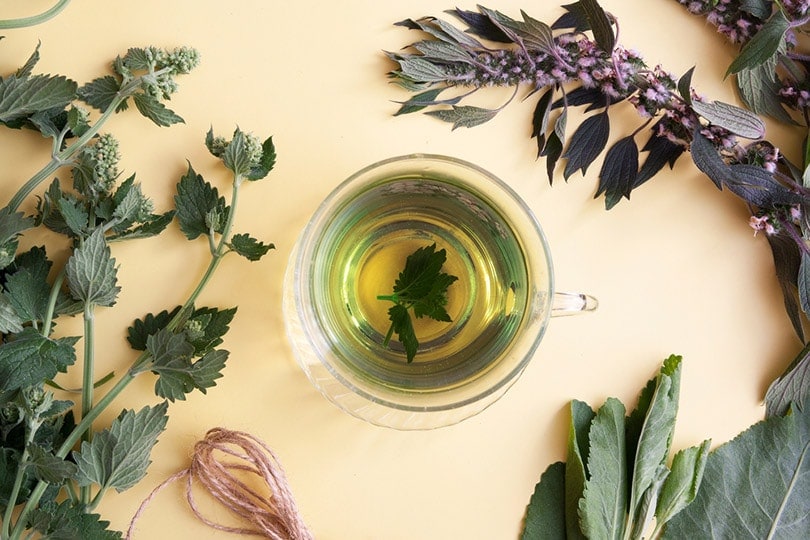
[377,243,458,362]
[28,500,122,540]
[174,163,229,241]
[65,229,120,308]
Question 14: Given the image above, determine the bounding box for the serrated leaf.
[635,130,685,187]
[0,295,24,334]
[4,246,52,324]
[132,92,183,127]
[521,461,566,540]
[222,129,253,177]
[146,328,228,400]
[387,304,419,362]
[66,105,90,137]
[578,397,627,540]
[597,136,639,209]
[766,341,810,418]
[174,163,228,240]
[727,164,802,208]
[736,62,795,124]
[0,206,35,245]
[65,229,120,307]
[73,402,168,492]
[726,10,788,76]
[691,99,765,139]
[229,233,274,261]
[394,87,457,116]
[29,500,122,540]
[566,400,594,540]
[126,307,180,351]
[246,136,277,181]
[412,40,473,65]
[108,211,174,242]
[655,440,711,525]
[551,2,590,32]
[0,329,78,392]
[185,306,237,355]
[57,196,88,237]
[15,43,41,78]
[395,56,450,83]
[77,76,120,112]
[27,444,78,484]
[425,105,498,129]
[662,403,810,539]
[563,111,610,180]
[0,74,77,123]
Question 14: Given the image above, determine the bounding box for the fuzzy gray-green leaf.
[691,99,765,139]
[65,229,120,307]
[426,105,498,129]
[132,92,184,127]
[765,341,810,418]
[655,439,711,525]
[0,74,77,123]
[726,10,788,76]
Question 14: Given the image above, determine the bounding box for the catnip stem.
[2,422,38,540]
[80,304,96,505]
[0,0,72,29]
[41,268,66,337]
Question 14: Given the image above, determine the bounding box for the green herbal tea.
[309,175,530,392]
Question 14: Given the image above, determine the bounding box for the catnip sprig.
[377,243,458,363]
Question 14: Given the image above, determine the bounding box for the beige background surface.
[0,1,800,538]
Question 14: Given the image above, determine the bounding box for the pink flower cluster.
[678,0,764,43]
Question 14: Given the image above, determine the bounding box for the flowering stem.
[0,0,72,29]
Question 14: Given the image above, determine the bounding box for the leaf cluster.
[377,243,458,362]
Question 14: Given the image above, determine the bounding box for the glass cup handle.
[551,291,599,316]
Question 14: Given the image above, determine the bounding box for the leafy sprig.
[376,243,458,363]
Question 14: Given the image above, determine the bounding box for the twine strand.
[127,427,313,540]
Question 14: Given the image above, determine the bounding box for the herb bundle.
[0,16,275,539]
[385,0,810,419]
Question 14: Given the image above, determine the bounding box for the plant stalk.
[0,0,72,29]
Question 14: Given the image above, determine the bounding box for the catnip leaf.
[690,99,766,139]
[15,44,41,78]
[597,135,639,209]
[655,440,711,525]
[132,92,184,127]
[662,403,810,539]
[146,328,228,400]
[28,500,122,540]
[566,400,594,540]
[4,246,52,324]
[77,76,121,112]
[521,461,566,540]
[0,206,35,245]
[0,295,24,334]
[174,163,228,240]
[425,105,498,130]
[57,196,89,237]
[229,233,275,261]
[579,0,615,52]
[246,136,277,181]
[184,306,237,355]
[65,229,120,307]
[0,75,77,123]
[726,10,789,76]
[223,130,252,177]
[0,329,78,392]
[765,341,810,418]
[108,211,175,242]
[73,402,168,493]
[563,111,610,180]
[126,308,181,351]
[387,304,419,362]
[27,444,78,484]
[578,397,627,540]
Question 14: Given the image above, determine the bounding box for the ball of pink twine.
[127,427,313,540]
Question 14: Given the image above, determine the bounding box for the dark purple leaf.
[766,231,805,343]
[596,136,639,209]
[765,340,810,417]
[580,0,615,52]
[689,129,730,190]
[542,111,567,184]
[635,130,685,187]
[394,87,449,116]
[446,8,512,42]
[552,3,590,32]
[677,66,695,105]
[562,111,610,180]
[727,164,803,208]
[532,87,555,156]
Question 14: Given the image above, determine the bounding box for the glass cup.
[283,154,596,430]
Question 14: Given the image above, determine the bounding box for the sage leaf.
[765,341,810,418]
[655,440,711,525]
[579,0,615,52]
[566,400,594,540]
[426,105,498,130]
[691,99,766,139]
[662,403,810,539]
[0,329,78,393]
[28,500,121,540]
[0,75,77,123]
[578,397,627,540]
[174,163,229,240]
[563,111,609,180]
[73,402,169,493]
[132,93,183,127]
[726,10,788,76]
[596,135,638,209]
[521,461,566,540]
[65,229,120,307]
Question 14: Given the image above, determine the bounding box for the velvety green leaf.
[27,444,78,484]
[766,341,810,418]
[77,76,120,112]
[29,500,122,540]
[691,99,766,139]
[184,306,237,356]
[4,246,52,324]
[579,0,615,52]
[65,229,120,307]
[0,329,78,392]
[108,211,174,242]
[0,75,77,123]
[132,92,183,127]
[579,397,627,540]
[627,357,682,526]
[726,10,788,76]
[245,136,277,181]
[222,130,252,177]
[73,402,168,492]
[655,440,711,525]
[126,307,181,351]
[596,135,638,209]
[396,56,450,83]
[0,206,35,245]
[57,196,89,237]
[174,163,228,240]
[521,461,566,540]
[66,105,90,137]
[412,40,473,65]
[0,295,24,334]
[737,62,795,124]
[663,403,810,539]
[229,233,274,261]
[563,111,609,180]
[15,44,41,78]
[566,399,594,540]
[425,105,498,129]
